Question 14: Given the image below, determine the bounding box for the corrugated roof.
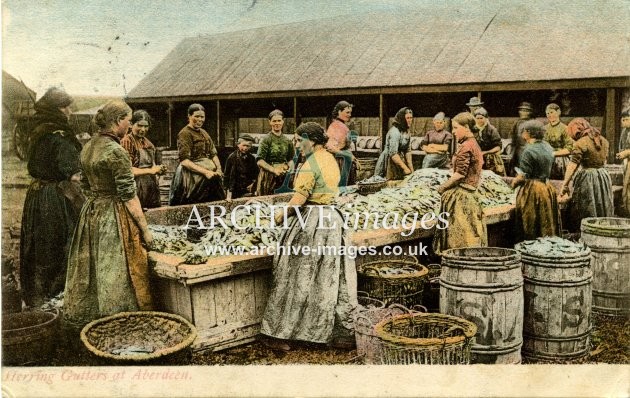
[128,1,629,99]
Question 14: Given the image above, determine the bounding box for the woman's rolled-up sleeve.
[110,147,137,202]
[570,139,585,165]
[454,145,472,176]
[257,137,270,162]
[386,128,401,156]
[293,165,315,199]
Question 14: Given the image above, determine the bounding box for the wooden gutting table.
[145,192,516,352]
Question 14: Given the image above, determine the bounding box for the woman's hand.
[616,149,630,160]
[403,166,412,175]
[436,184,446,195]
[142,228,153,249]
[274,211,285,225]
[204,170,217,180]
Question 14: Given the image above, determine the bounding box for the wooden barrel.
[356,157,377,182]
[515,239,592,362]
[366,138,375,149]
[440,247,524,364]
[374,138,381,150]
[357,137,366,150]
[580,217,630,317]
[2,309,59,365]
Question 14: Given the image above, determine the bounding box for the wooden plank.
[192,322,261,352]
[190,282,218,331]
[605,88,618,163]
[234,273,257,323]
[213,277,236,326]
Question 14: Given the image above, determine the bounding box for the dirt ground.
[2,132,628,366]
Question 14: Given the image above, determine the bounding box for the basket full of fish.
[357,256,429,308]
[356,175,387,195]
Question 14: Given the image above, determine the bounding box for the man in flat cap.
[224,134,259,200]
[466,97,484,115]
[508,101,535,176]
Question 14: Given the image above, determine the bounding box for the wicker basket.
[2,309,59,365]
[357,258,429,308]
[375,313,477,365]
[357,180,387,195]
[354,295,427,364]
[80,311,197,364]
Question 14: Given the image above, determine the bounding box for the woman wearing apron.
[256,109,295,196]
[421,112,453,169]
[169,103,225,205]
[120,110,165,209]
[543,103,573,180]
[374,107,414,180]
[473,107,506,176]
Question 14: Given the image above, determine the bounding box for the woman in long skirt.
[64,100,153,328]
[433,112,487,255]
[169,103,224,205]
[615,109,630,216]
[473,107,506,176]
[20,87,84,307]
[375,107,414,180]
[560,118,614,232]
[543,103,573,180]
[120,110,165,209]
[511,120,561,242]
[261,122,357,351]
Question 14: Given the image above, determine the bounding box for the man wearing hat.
[224,134,259,200]
[466,97,484,115]
[508,101,535,176]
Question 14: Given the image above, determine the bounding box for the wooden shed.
[2,71,36,132]
[126,1,629,162]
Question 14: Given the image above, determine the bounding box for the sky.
[1,0,441,97]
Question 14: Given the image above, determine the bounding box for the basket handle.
[357,291,370,298]
[386,303,416,315]
[362,265,382,275]
[411,304,428,313]
[354,314,373,328]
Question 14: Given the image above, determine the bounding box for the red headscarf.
[567,118,602,149]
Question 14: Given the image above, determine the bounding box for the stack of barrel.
[157,149,179,206]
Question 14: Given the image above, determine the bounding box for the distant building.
[2,70,36,132]
[127,2,630,162]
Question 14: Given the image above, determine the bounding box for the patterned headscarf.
[567,118,602,149]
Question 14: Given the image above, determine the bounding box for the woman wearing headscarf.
[120,110,166,209]
[169,103,225,205]
[615,109,630,216]
[433,112,487,255]
[20,87,84,307]
[511,120,561,242]
[543,103,573,180]
[420,112,452,169]
[261,122,357,351]
[326,101,357,186]
[64,100,154,328]
[473,107,506,176]
[560,118,614,231]
[374,107,414,180]
[256,109,295,196]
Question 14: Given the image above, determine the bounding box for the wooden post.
[477,91,482,102]
[293,97,299,127]
[167,101,173,149]
[216,100,221,148]
[605,88,618,163]
[379,94,386,143]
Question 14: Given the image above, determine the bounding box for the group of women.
[19,86,624,352]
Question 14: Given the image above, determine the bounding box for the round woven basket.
[357,258,428,308]
[80,311,197,364]
[375,313,477,365]
[357,180,387,195]
[2,308,59,365]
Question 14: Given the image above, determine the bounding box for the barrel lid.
[581,217,630,238]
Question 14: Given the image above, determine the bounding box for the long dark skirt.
[514,180,561,242]
[135,174,161,209]
[622,160,630,217]
[433,186,487,256]
[261,206,358,343]
[20,181,79,307]
[568,168,614,231]
[169,158,225,205]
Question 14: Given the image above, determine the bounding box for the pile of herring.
[149,169,515,263]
